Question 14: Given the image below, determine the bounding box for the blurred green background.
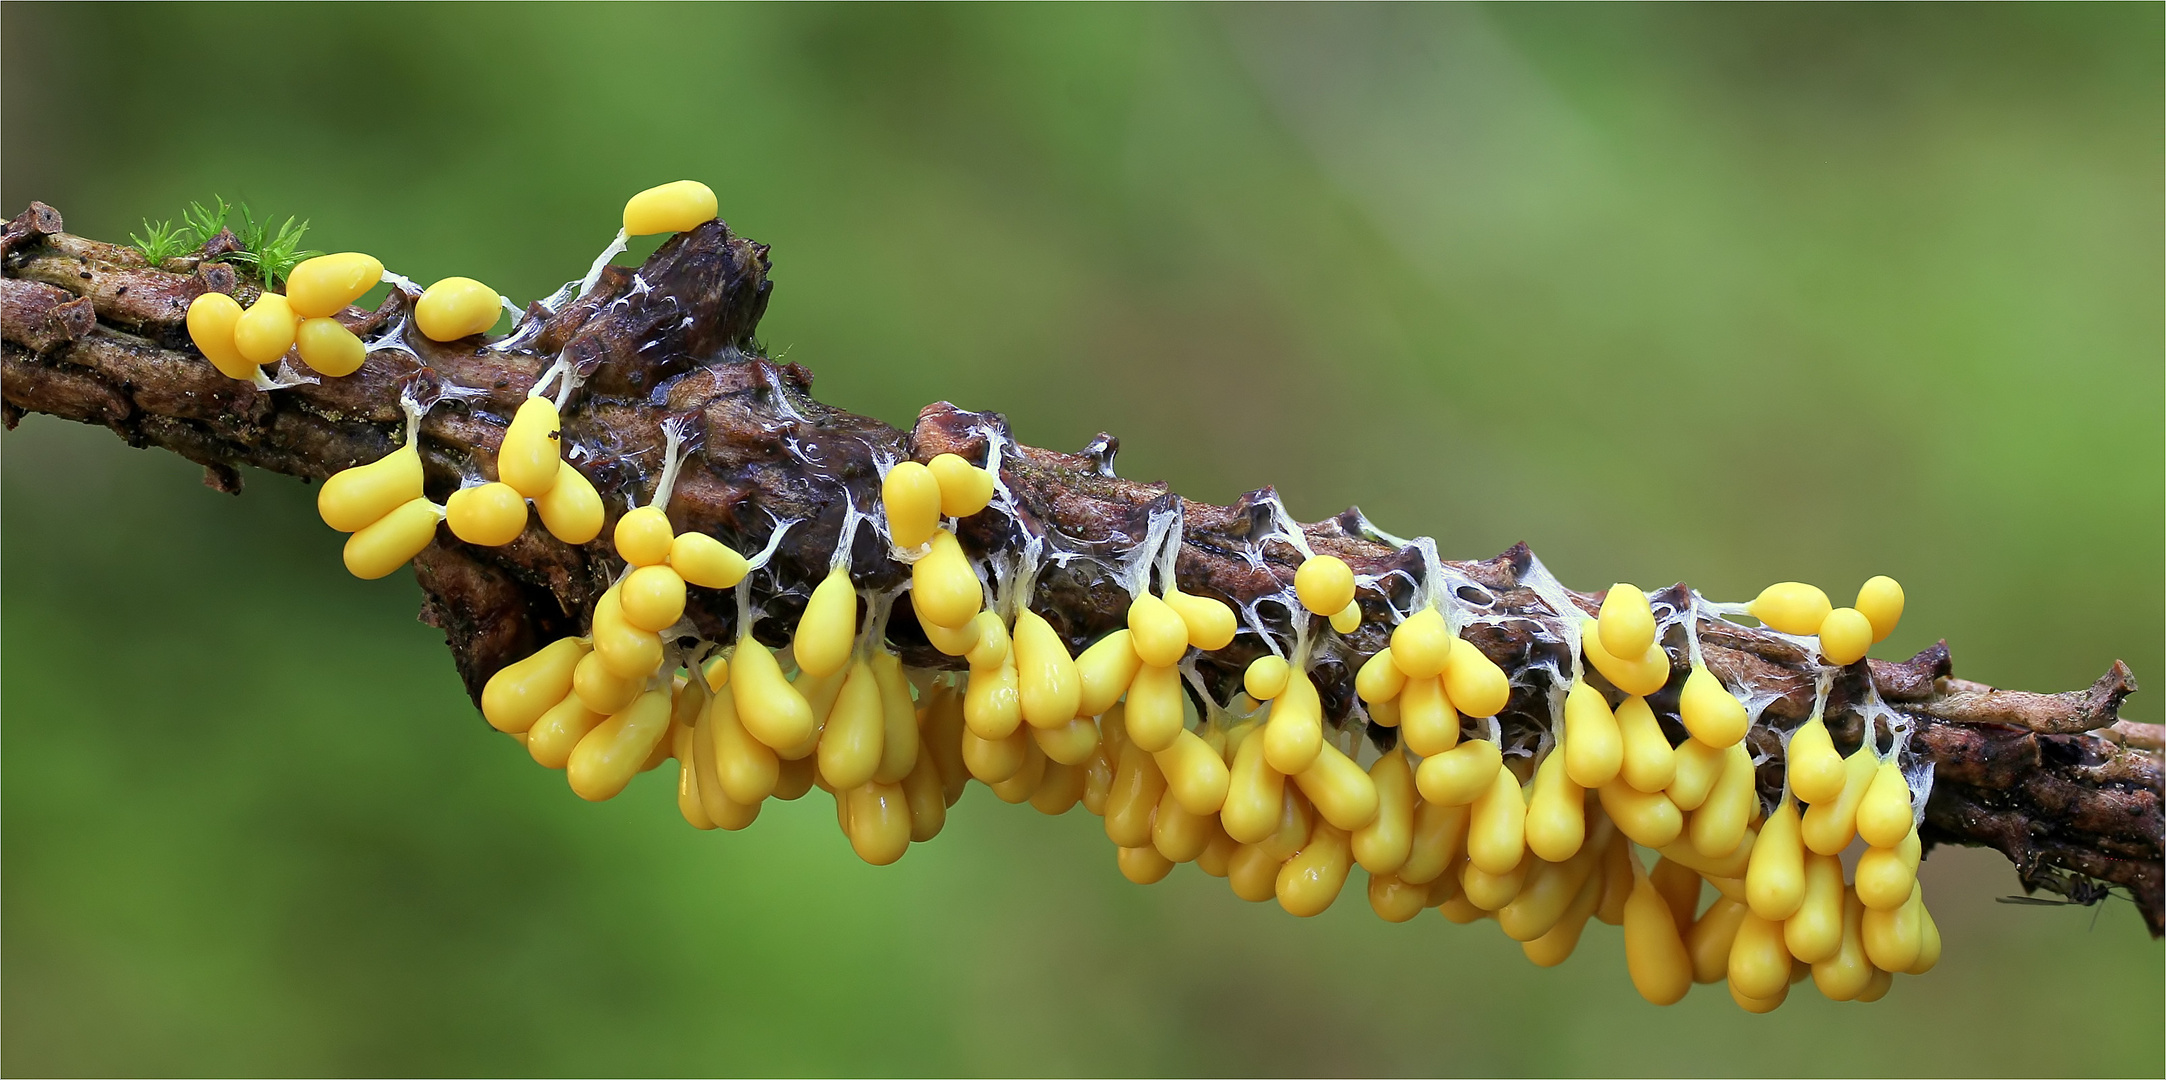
[5,3,2160,1076]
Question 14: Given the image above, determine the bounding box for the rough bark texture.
[5,200,2159,934]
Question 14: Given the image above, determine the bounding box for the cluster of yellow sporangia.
[250,181,1935,1010]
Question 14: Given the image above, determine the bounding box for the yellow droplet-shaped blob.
[1862,882,1925,973]
[669,531,747,589]
[1155,728,1231,816]
[567,687,673,802]
[295,317,365,377]
[572,649,640,715]
[1220,723,1286,844]
[1104,742,1168,849]
[499,397,563,498]
[730,639,815,751]
[881,461,942,549]
[1726,908,1793,1001]
[528,694,607,770]
[1442,637,1510,718]
[1352,750,1414,875]
[1151,785,1211,860]
[1667,736,1726,812]
[1467,765,1527,875]
[963,654,1021,740]
[1746,795,1806,921]
[1294,555,1355,617]
[844,781,912,866]
[1390,608,1453,679]
[927,453,995,518]
[1750,581,1832,636]
[286,252,384,318]
[1856,828,1921,911]
[613,506,675,567]
[1598,583,1655,659]
[705,688,778,805]
[1118,844,1176,885]
[1599,777,1684,849]
[481,636,587,734]
[623,180,719,236]
[1164,589,1235,651]
[1524,749,1587,863]
[1398,799,1470,886]
[445,482,528,547]
[414,277,502,342]
[910,530,981,630]
[1398,674,1460,757]
[962,724,1029,784]
[1329,600,1362,635]
[1812,888,1875,1001]
[1032,714,1100,767]
[1801,743,1879,855]
[1126,591,1189,667]
[1679,665,1749,747]
[619,564,688,633]
[1786,715,1845,804]
[1563,678,1623,788]
[817,659,885,791]
[319,444,423,533]
[1262,670,1323,775]
[534,464,603,545]
[1123,660,1185,753]
[1856,575,1904,643]
[342,497,441,579]
[185,291,258,380]
[1014,608,1082,729]
[1074,630,1141,716]
[590,588,662,680]
[1616,695,1677,793]
[1624,871,1694,1005]
[1580,618,1671,697]
[1687,740,1756,859]
[794,566,860,679]
[1369,873,1431,924]
[1355,648,1406,703]
[1687,896,1751,984]
[1785,852,1846,964]
[1294,741,1380,832]
[233,291,298,365]
[1276,822,1354,917]
[1415,738,1501,807]
[1522,873,1604,966]
[1818,607,1873,666]
[1244,655,1291,702]
[1855,759,1915,849]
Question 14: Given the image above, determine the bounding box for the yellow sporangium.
[499,397,563,498]
[881,461,942,549]
[1579,618,1670,697]
[1294,555,1355,617]
[619,564,688,633]
[414,277,503,342]
[1163,589,1236,650]
[1678,665,1748,747]
[1598,583,1656,659]
[232,291,299,366]
[613,505,675,567]
[480,636,588,734]
[1818,607,1874,666]
[793,567,860,679]
[1750,581,1832,636]
[926,452,995,517]
[1126,591,1190,667]
[295,317,366,377]
[1855,575,1905,643]
[1562,679,1623,788]
[319,443,423,533]
[533,464,604,544]
[623,180,720,236]
[1390,607,1453,679]
[1014,608,1082,729]
[343,497,443,579]
[909,531,981,630]
[668,532,747,589]
[286,252,384,318]
[445,481,529,547]
[184,292,258,380]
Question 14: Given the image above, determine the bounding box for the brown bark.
[5,200,2159,934]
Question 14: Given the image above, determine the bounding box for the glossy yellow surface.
[1687,741,1756,858]
[1294,555,1355,617]
[1220,729,1285,844]
[1242,655,1290,701]
[1597,777,1682,849]
[1856,575,1905,643]
[342,497,441,579]
[1786,852,1846,963]
[295,317,365,377]
[1667,736,1724,812]
[613,506,675,567]
[1598,583,1656,659]
[668,532,745,589]
[1389,607,1453,678]
[1623,872,1694,1005]
[1441,638,1510,717]
[730,639,815,751]
[843,781,911,866]
[526,695,606,770]
[285,252,383,318]
[498,397,562,498]
[817,659,884,791]
[880,461,942,549]
[794,567,859,679]
[185,291,258,380]
[1293,741,1379,831]
[533,464,603,544]
[1524,750,1586,863]
[413,277,501,342]
[1397,674,1459,757]
[1163,589,1235,650]
[1013,608,1081,729]
[1467,765,1527,874]
[1562,678,1623,787]
[591,589,662,679]
[1785,715,1846,804]
[926,453,995,517]
[909,531,980,629]
[1614,694,1676,793]
[962,654,1020,739]
[1261,670,1323,774]
[705,688,778,805]
[233,291,298,365]
[1276,822,1353,917]
[445,482,527,547]
[623,180,719,235]
[1812,889,1876,1001]
[480,636,586,734]
[319,444,423,533]
[1750,581,1832,636]
[1746,795,1806,920]
[1856,759,1916,848]
[1687,896,1750,984]
[1154,729,1230,816]
[1678,665,1748,747]
[1354,647,1406,703]
[1801,744,1879,855]
[1351,750,1414,875]
[566,688,672,801]
[1122,660,1184,752]
[571,649,640,715]
[619,564,687,633]
[1414,738,1502,807]
[1578,618,1670,697]
[1818,606,1873,665]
